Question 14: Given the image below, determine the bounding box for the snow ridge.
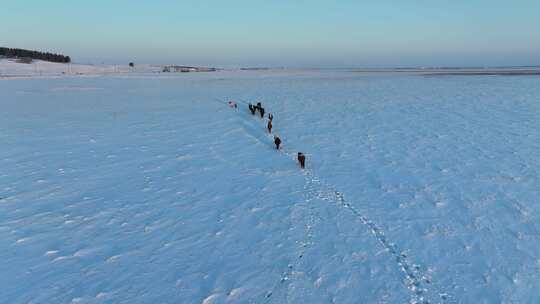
[222,99,451,304]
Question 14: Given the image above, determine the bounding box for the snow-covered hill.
[0,58,161,78]
[2,71,540,303]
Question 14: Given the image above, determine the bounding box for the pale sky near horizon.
[1,0,539,67]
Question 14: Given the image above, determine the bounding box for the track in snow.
[301,171,450,304]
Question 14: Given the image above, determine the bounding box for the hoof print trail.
[302,170,449,304]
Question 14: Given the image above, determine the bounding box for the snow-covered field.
[2,69,540,303]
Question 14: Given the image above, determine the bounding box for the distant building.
[161,65,217,73]
[175,66,197,72]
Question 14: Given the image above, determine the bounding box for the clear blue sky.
[1,0,539,67]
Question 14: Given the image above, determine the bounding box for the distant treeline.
[0,47,71,63]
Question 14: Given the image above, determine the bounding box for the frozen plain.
[2,68,540,304]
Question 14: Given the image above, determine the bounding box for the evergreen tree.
[0,47,71,63]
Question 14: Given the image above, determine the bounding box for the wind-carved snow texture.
[3,71,540,303]
[230,103,450,304]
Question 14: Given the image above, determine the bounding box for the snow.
[2,69,540,303]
